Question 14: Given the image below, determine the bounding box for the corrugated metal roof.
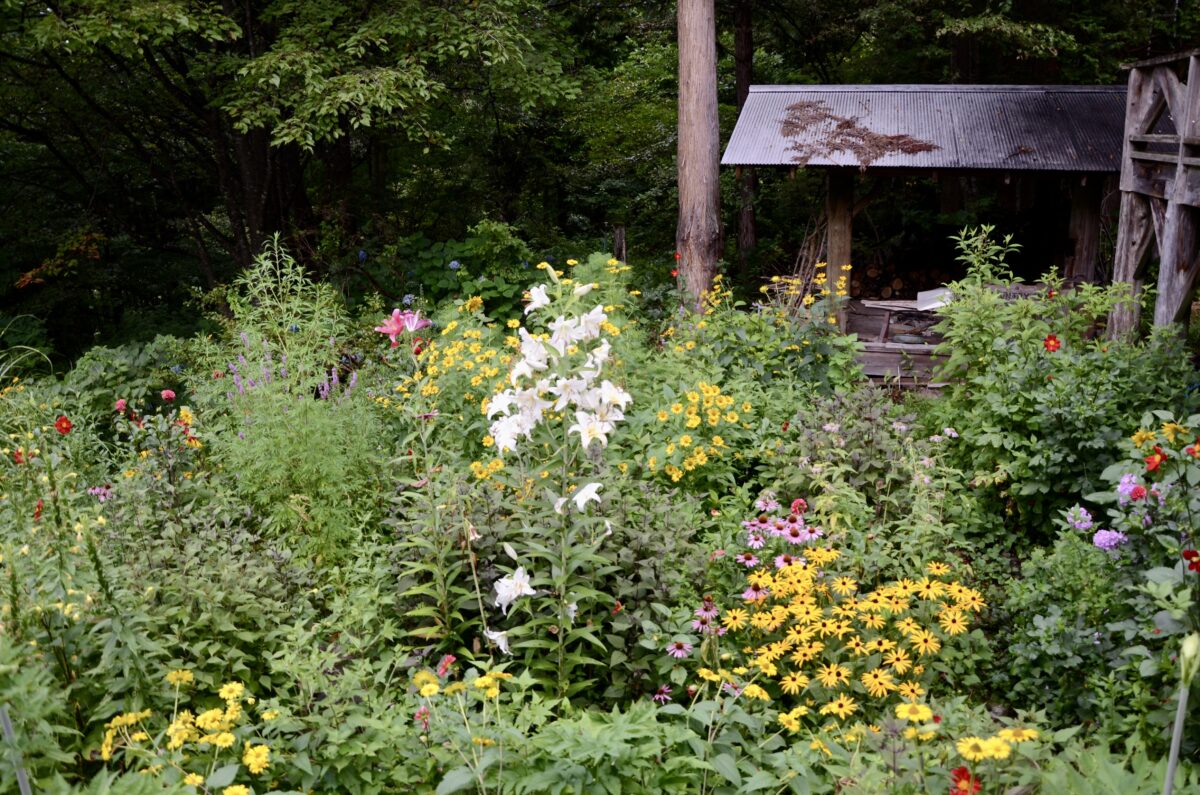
[722,85,1125,171]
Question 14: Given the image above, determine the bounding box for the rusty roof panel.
[722,85,1126,171]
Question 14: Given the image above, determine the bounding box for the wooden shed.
[722,84,1126,380]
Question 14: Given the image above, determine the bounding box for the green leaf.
[436,767,478,794]
[711,753,742,786]
[207,764,240,789]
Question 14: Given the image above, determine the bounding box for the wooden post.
[1066,176,1101,282]
[826,169,853,272]
[826,169,853,328]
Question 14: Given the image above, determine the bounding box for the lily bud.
[1181,633,1200,685]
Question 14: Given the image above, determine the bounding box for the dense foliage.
[3,238,1200,793]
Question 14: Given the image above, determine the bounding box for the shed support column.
[1066,177,1101,283]
[1108,191,1155,338]
[826,169,853,271]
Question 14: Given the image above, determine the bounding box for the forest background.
[1,0,1199,361]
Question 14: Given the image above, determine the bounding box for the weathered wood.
[826,169,853,271]
[1153,203,1200,325]
[1153,65,1185,127]
[1066,177,1102,282]
[613,225,626,262]
[1130,133,1181,144]
[733,0,756,276]
[676,0,721,311]
[1120,68,1167,193]
[1131,151,1180,164]
[1109,191,1156,337]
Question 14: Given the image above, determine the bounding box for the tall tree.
[733,0,757,278]
[676,0,721,310]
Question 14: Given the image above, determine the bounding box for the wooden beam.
[1108,191,1156,338]
[1066,178,1102,282]
[826,169,853,271]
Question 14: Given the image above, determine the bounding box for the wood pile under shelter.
[1109,49,1200,336]
[722,84,1126,381]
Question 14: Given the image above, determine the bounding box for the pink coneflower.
[735,552,759,568]
[746,532,766,549]
[721,682,743,696]
[742,582,769,602]
[741,515,773,531]
[666,641,693,659]
[695,597,719,619]
[755,496,780,511]
[783,524,824,544]
[692,616,718,634]
[774,553,799,569]
[652,684,672,704]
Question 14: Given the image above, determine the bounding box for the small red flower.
[612,600,624,615]
[1043,334,1061,352]
[1183,550,1199,562]
[1187,437,1200,458]
[161,389,176,402]
[212,370,224,379]
[34,498,43,521]
[674,251,681,261]
[932,714,942,724]
[1145,446,1168,472]
[671,269,679,278]
[781,421,790,432]
[54,415,73,435]
[1131,484,1147,501]
[950,766,982,795]
[115,399,127,413]
[436,654,456,677]
[13,450,25,464]
[791,498,808,515]
[1047,288,1058,299]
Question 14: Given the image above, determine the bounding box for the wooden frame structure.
[1110,49,1200,335]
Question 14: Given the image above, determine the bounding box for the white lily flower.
[577,305,607,340]
[547,316,577,356]
[573,282,595,297]
[572,482,603,511]
[599,380,632,409]
[565,602,578,623]
[525,284,551,315]
[494,566,537,615]
[550,377,590,411]
[554,497,569,514]
[484,629,510,654]
[569,411,609,449]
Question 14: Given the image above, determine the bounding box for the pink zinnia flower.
[414,705,430,731]
[666,641,692,659]
[791,498,807,514]
[436,654,456,677]
[114,399,127,413]
[161,389,175,402]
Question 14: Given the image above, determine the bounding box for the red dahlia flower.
[55,415,72,435]
[1145,446,1168,472]
[1043,334,1061,352]
[950,766,982,795]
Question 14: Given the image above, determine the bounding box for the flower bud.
[1181,633,1200,685]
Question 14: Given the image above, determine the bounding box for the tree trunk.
[734,0,757,278]
[677,0,721,312]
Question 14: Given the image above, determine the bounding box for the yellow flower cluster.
[649,382,749,482]
[955,727,1038,762]
[707,555,981,734]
